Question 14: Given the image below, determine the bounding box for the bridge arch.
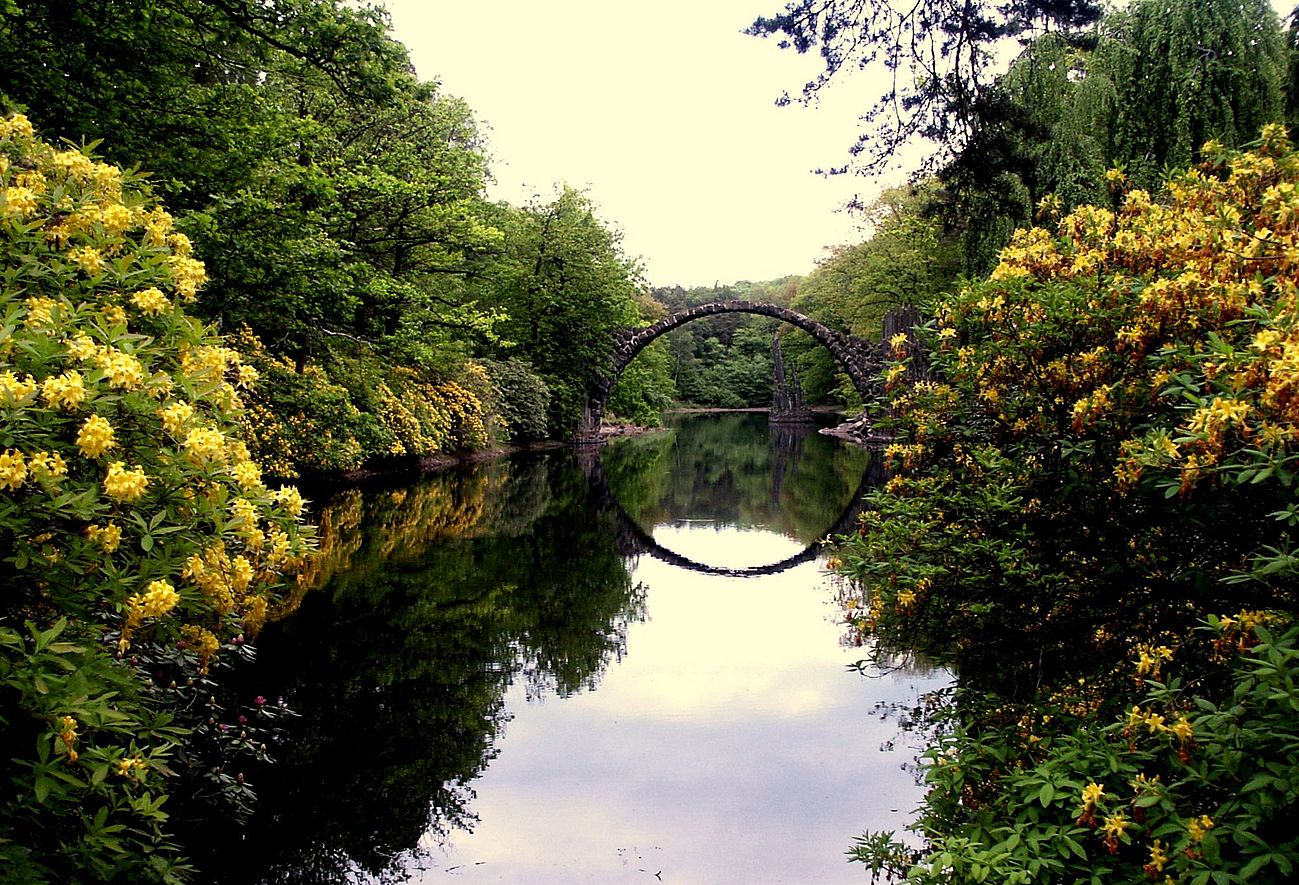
[580,300,885,441]
[580,450,880,578]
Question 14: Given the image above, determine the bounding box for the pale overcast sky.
[380,0,892,288]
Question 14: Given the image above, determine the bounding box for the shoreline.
[298,406,866,494]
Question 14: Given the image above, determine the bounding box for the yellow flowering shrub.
[231,326,492,478]
[0,115,312,879]
[841,129,1299,882]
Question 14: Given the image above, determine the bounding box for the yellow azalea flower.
[0,449,28,490]
[168,254,206,301]
[1148,839,1169,872]
[86,522,123,553]
[167,231,193,256]
[230,555,254,592]
[23,296,57,329]
[66,332,98,362]
[1187,814,1214,842]
[2,186,37,217]
[229,497,259,533]
[96,348,144,390]
[231,460,262,490]
[68,246,105,275]
[129,578,180,619]
[130,287,171,316]
[0,371,37,406]
[28,451,68,481]
[76,414,116,458]
[242,593,269,632]
[1101,811,1130,842]
[182,426,227,465]
[271,485,305,518]
[103,461,149,502]
[1171,715,1194,743]
[158,400,195,434]
[40,370,87,411]
[1081,782,1105,807]
[0,112,34,138]
[51,149,95,180]
[97,201,132,235]
[100,303,127,328]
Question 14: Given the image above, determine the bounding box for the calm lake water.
[200,413,949,884]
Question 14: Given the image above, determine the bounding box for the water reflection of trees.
[196,453,643,883]
[603,412,873,545]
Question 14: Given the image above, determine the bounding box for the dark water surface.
[199,414,947,884]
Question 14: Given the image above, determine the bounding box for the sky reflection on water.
[420,524,949,883]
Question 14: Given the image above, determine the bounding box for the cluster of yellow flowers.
[928,126,1299,500]
[1132,642,1174,679]
[1,113,312,680]
[1124,705,1195,743]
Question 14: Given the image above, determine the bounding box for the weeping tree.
[746,0,1105,176]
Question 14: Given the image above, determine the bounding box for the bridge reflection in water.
[579,428,886,578]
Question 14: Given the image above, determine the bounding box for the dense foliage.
[0,117,312,881]
[837,131,1299,883]
[0,0,670,471]
[788,185,960,404]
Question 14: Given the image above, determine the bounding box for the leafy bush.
[0,115,312,880]
[480,357,550,442]
[839,128,1299,881]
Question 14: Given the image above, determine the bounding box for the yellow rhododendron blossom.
[86,522,123,553]
[1080,782,1105,807]
[96,349,144,390]
[231,460,262,490]
[68,246,105,275]
[76,414,117,459]
[130,287,171,316]
[271,485,306,518]
[100,303,127,328]
[103,462,149,502]
[1170,715,1194,743]
[23,296,57,329]
[168,255,206,301]
[2,186,37,217]
[167,232,193,256]
[0,449,28,490]
[1187,815,1214,842]
[66,332,98,362]
[129,579,180,619]
[28,451,68,481]
[229,497,259,533]
[40,370,87,411]
[1101,811,1130,842]
[0,372,37,406]
[230,555,254,592]
[158,400,195,434]
[52,149,95,180]
[182,427,227,465]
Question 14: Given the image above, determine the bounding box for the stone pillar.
[769,333,814,424]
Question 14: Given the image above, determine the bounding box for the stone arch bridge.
[578,300,887,441]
